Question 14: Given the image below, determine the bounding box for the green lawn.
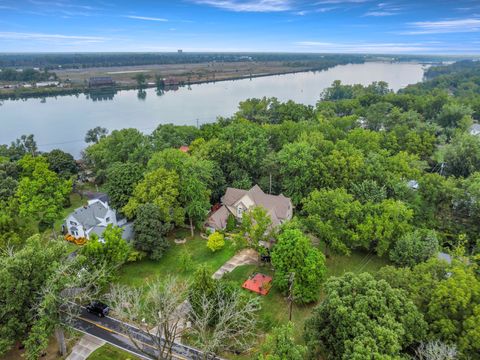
[117,231,237,287]
[115,230,390,359]
[87,344,139,360]
[222,249,391,359]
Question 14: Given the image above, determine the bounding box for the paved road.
[66,305,217,360]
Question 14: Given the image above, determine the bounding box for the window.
[106,217,110,222]
[237,206,244,217]
[70,220,77,226]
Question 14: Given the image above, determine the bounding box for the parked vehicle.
[86,301,109,317]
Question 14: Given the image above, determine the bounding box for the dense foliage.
[0,68,57,82]
[304,272,427,359]
[2,59,480,358]
[271,228,326,303]
[378,258,480,358]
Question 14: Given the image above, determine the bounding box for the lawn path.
[212,248,259,280]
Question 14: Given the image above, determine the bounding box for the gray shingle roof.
[71,200,108,229]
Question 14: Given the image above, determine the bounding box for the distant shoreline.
[0,60,435,101]
[1,62,363,100]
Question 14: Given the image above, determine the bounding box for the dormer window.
[106,217,110,223]
[70,221,77,226]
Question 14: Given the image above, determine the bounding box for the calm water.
[0,62,426,157]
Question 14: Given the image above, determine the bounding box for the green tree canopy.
[81,224,130,268]
[44,149,78,179]
[15,155,71,227]
[147,148,213,235]
[104,162,143,211]
[271,228,326,303]
[302,188,362,256]
[304,272,427,360]
[444,133,480,177]
[84,128,150,181]
[378,258,480,358]
[389,229,439,267]
[123,167,183,224]
[357,199,413,256]
[133,203,172,260]
[258,322,306,360]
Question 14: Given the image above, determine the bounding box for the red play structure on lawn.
[242,273,273,296]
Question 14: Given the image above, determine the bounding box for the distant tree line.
[0,53,365,70]
[0,68,57,82]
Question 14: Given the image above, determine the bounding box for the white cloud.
[192,0,292,12]
[364,11,395,16]
[363,1,403,17]
[0,31,108,42]
[402,18,480,34]
[125,15,168,22]
[295,7,336,15]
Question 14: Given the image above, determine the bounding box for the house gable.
[206,184,293,230]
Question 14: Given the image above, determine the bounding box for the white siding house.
[64,199,118,239]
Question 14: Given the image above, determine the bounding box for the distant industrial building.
[88,77,115,87]
[178,49,183,53]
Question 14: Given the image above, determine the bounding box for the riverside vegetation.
[1,60,480,359]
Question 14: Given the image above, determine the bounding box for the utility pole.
[288,272,295,321]
[269,173,272,194]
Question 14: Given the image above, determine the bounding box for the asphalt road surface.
[68,305,217,360]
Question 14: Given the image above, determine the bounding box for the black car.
[86,301,109,317]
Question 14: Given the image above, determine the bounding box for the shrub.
[207,232,225,252]
[389,229,439,267]
[179,246,194,272]
[226,214,236,232]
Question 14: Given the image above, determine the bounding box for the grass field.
[87,344,138,360]
[115,234,390,359]
[117,230,237,287]
[117,225,389,360]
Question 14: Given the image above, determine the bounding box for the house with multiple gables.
[64,195,133,240]
[206,184,293,231]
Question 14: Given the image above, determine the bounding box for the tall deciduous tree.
[258,322,306,360]
[44,149,78,179]
[188,283,261,357]
[389,229,439,267]
[104,162,143,211]
[444,133,480,177]
[148,149,213,236]
[133,203,171,260]
[304,272,427,360]
[276,141,318,205]
[123,167,183,224]
[302,188,362,256]
[240,206,273,249]
[271,228,326,304]
[84,128,150,181]
[0,235,107,359]
[107,277,189,360]
[358,199,413,256]
[84,126,108,144]
[15,155,71,229]
[81,224,130,268]
[378,258,480,358]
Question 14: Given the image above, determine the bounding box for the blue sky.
[0,0,479,53]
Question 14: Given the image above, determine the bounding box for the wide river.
[0,62,426,157]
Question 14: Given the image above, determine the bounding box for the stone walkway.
[66,334,105,360]
[212,248,259,279]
